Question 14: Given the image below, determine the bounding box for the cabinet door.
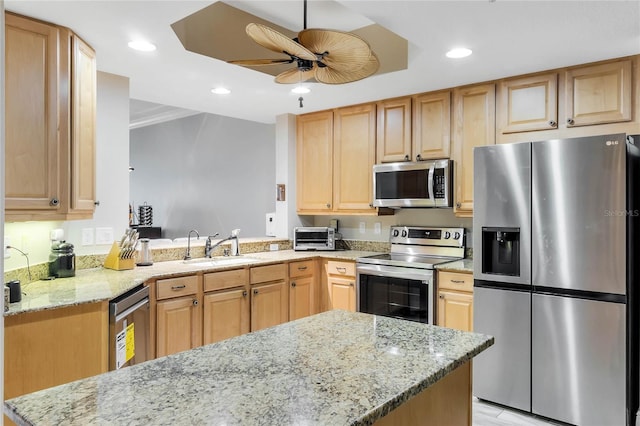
[452,83,496,217]
[251,281,288,331]
[328,276,356,312]
[5,13,60,211]
[498,73,558,134]
[70,34,96,211]
[566,59,632,127]
[437,290,473,332]
[412,91,451,160]
[156,296,201,357]
[333,103,376,211]
[290,276,316,321]
[377,97,412,163]
[203,288,249,345]
[296,111,334,212]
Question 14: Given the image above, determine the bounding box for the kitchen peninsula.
[5,310,493,425]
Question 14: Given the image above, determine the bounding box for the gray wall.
[130,113,276,239]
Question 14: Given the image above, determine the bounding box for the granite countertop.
[5,250,378,316]
[435,258,474,273]
[4,310,494,426]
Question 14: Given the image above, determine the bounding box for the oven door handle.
[356,264,433,283]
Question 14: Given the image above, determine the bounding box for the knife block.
[104,242,135,271]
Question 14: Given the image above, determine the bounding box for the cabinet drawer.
[250,263,286,284]
[156,275,199,300]
[289,260,315,278]
[438,271,473,292]
[204,268,247,292]
[327,260,355,277]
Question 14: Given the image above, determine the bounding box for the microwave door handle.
[428,162,435,205]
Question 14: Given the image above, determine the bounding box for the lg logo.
[605,140,620,146]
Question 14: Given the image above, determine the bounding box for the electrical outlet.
[4,237,10,259]
[374,222,381,235]
[82,228,94,246]
[269,243,279,251]
[359,222,366,234]
[95,227,114,245]
[20,235,31,255]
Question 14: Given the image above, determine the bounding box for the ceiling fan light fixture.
[291,86,311,94]
[211,87,231,95]
[128,40,156,52]
[446,47,472,59]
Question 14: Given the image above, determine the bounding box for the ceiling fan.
[228,0,379,85]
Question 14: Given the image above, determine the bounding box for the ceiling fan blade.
[314,52,380,84]
[228,58,293,66]
[246,23,316,61]
[298,29,372,73]
[275,67,315,84]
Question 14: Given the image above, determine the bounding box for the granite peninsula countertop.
[5,250,378,316]
[4,310,494,426]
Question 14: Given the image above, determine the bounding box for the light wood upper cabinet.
[412,91,451,159]
[296,111,334,213]
[498,73,558,134]
[333,103,376,212]
[4,12,97,221]
[452,83,496,217]
[377,96,412,163]
[566,59,632,127]
[5,13,60,213]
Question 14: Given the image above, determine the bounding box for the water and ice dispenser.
[481,227,520,276]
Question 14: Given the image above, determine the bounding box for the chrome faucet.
[184,229,200,260]
[205,229,241,258]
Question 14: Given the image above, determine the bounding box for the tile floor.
[473,398,563,426]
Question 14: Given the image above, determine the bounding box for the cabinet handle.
[439,294,445,299]
[336,267,347,273]
[192,299,198,306]
[369,203,373,208]
[242,290,248,297]
[349,282,354,287]
[451,280,465,284]
[567,118,575,125]
[94,200,101,206]
[171,284,186,290]
[297,266,307,271]
[253,289,259,295]
[50,198,59,206]
[404,154,410,161]
[326,203,331,208]
[548,120,557,127]
[456,202,462,208]
[291,281,297,287]
[416,154,422,161]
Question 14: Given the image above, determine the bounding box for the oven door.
[356,263,434,324]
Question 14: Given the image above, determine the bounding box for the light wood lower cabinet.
[437,271,473,332]
[250,264,289,331]
[289,260,318,321]
[155,275,202,357]
[325,260,357,312]
[4,302,109,400]
[203,268,249,345]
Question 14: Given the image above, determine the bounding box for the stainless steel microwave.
[373,159,453,208]
[293,227,336,251]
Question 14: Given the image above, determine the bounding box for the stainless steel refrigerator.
[472,133,639,426]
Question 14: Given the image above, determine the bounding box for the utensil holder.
[104,242,135,271]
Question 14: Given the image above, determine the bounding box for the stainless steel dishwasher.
[109,285,151,370]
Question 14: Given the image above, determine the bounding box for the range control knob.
[444,231,451,239]
[454,232,461,239]
[401,229,408,238]
[392,229,400,237]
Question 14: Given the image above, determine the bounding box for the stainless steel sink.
[182,256,260,267]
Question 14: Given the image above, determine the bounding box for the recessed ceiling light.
[446,47,472,59]
[128,40,156,52]
[211,87,231,95]
[291,86,311,94]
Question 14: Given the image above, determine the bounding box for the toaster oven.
[293,227,336,251]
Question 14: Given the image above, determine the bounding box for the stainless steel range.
[356,226,465,324]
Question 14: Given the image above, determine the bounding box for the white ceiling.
[5,1,640,124]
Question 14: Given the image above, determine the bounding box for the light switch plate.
[95,227,114,245]
[374,222,381,235]
[359,222,366,234]
[82,228,94,246]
